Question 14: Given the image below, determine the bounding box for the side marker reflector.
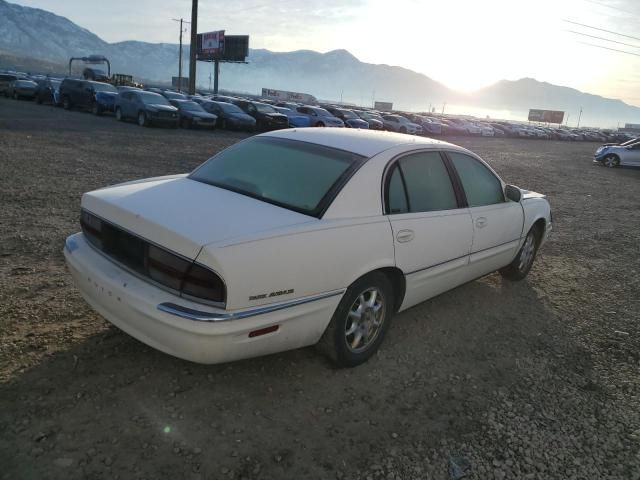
[248,325,279,338]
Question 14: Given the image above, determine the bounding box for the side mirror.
[505,185,522,202]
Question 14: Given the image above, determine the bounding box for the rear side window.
[387,152,458,214]
[448,153,504,207]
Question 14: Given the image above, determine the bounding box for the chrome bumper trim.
[157,289,345,322]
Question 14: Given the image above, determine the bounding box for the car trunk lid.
[81,175,314,259]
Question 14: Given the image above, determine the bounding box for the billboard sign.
[528,109,565,124]
[196,34,249,62]
[261,88,317,104]
[374,101,393,112]
[201,30,225,56]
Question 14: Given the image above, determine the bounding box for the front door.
[623,143,640,166]
[447,152,524,276]
[385,151,474,310]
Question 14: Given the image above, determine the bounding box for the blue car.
[115,90,179,128]
[92,82,119,114]
[325,107,369,129]
[58,78,119,115]
[273,106,311,127]
[294,105,344,127]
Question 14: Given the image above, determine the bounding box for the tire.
[92,102,101,116]
[36,96,43,105]
[115,107,123,122]
[603,154,619,168]
[62,96,71,110]
[12,92,18,100]
[318,272,395,367]
[500,225,542,281]
[399,127,407,134]
[180,117,188,129]
[138,111,148,127]
[315,121,325,127]
[221,119,227,129]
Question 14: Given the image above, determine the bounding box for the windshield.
[92,83,117,93]
[340,110,358,119]
[360,112,382,121]
[180,101,205,112]
[314,108,333,117]
[139,92,170,105]
[189,137,365,216]
[164,91,186,99]
[255,103,277,114]
[219,103,244,114]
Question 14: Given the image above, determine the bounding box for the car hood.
[229,113,255,122]
[263,113,288,121]
[80,175,313,259]
[187,111,217,119]
[146,104,177,112]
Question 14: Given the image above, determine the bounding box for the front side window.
[449,152,504,207]
[190,137,365,216]
[386,152,458,214]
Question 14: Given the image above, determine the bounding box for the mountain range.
[0,0,638,128]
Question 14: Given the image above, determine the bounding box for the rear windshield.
[189,137,365,217]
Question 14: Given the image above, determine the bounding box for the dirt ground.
[0,98,638,480]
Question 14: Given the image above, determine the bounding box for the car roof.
[261,128,451,158]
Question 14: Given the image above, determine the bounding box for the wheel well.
[375,267,406,312]
[531,218,546,245]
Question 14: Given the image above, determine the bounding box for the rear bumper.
[64,233,341,364]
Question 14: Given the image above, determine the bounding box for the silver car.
[382,115,423,135]
[594,138,640,167]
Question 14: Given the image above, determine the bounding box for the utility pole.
[577,107,583,128]
[188,0,198,95]
[171,18,190,92]
[441,102,446,114]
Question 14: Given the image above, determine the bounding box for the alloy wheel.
[604,155,619,168]
[345,288,386,353]
[518,232,536,272]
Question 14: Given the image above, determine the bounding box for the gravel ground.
[0,98,639,480]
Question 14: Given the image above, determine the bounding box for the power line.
[563,19,640,42]
[568,29,640,49]
[581,0,639,17]
[578,41,640,57]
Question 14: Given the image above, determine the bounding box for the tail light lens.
[147,245,190,291]
[81,210,226,305]
[181,263,226,303]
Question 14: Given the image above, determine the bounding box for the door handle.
[396,229,414,243]
[475,217,488,228]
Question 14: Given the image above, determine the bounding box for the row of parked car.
[1,71,635,143]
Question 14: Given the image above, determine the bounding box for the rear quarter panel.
[196,218,395,310]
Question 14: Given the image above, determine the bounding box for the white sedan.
[64,129,552,367]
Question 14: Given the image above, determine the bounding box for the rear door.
[447,152,524,276]
[386,151,474,310]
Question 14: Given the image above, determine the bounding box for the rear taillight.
[81,210,226,305]
[147,244,190,291]
[181,263,226,303]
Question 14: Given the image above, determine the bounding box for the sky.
[12,0,640,107]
